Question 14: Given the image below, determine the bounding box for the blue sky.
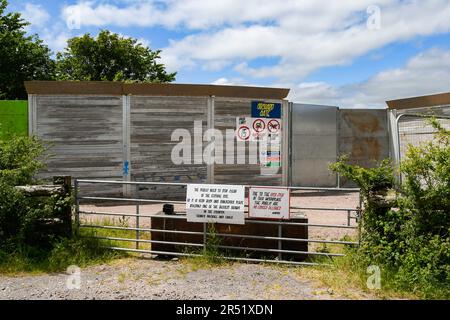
[7,0,450,108]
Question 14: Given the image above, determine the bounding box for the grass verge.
[0,217,143,275]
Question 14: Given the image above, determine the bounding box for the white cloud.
[41,28,71,54]
[21,3,50,28]
[211,77,233,85]
[210,77,251,86]
[288,48,450,108]
[19,4,69,54]
[60,0,450,82]
[160,0,450,81]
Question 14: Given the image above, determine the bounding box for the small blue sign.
[251,101,282,119]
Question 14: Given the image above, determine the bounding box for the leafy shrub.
[0,135,46,186]
[0,136,74,255]
[0,135,48,247]
[0,135,123,273]
[330,118,450,299]
[400,119,450,238]
[329,157,395,196]
[0,180,27,246]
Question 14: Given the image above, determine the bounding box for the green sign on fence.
[0,100,28,139]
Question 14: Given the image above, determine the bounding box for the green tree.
[0,0,55,99]
[56,30,176,82]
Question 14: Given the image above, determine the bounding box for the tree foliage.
[0,0,55,99]
[0,1,176,99]
[56,30,176,82]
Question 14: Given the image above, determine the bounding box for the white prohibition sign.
[237,125,250,141]
[253,118,266,133]
[268,119,280,133]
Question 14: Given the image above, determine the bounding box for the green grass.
[0,234,125,275]
[80,216,152,251]
[287,247,450,300]
[0,217,146,275]
[180,223,232,270]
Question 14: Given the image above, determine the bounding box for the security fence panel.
[338,109,390,187]
[129,96,209,200]
[214,97,285,187]
[29,95,124,196]
[397,107,450,163]
[290,104,338,187]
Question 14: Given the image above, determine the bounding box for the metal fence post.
[347,210,351,226]
[135,184,140,250]
[203,222,207,251]
[74,179,80,236]
[358,192,363,246]
[278,222,282,260]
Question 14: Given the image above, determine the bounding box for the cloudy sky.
[8,0,450,108]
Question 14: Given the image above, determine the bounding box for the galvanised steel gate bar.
[74,179,361,266]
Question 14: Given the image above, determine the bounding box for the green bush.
[0,181,27,246]
[0,135,123,273]
[0,135,46,186]
[330,118,450,299]
[0,135,49,247]
[330,157,395,196]
[0,136,73,261]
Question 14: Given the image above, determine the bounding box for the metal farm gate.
[74,179,361,266]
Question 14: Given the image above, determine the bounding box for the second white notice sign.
[249,187,290,220]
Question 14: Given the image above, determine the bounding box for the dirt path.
[0,258,373,300]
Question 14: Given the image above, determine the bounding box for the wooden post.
[53,176,72,237]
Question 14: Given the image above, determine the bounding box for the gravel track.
[0,258,369,300]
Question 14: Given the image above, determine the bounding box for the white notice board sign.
[249,187,290,220]
[186,184,245,225]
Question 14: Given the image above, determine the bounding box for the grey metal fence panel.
[214,97,284,186]
[129,96,209,200]
[290,104,338,187]
[338,109,390,187]
[33,95,124,196]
